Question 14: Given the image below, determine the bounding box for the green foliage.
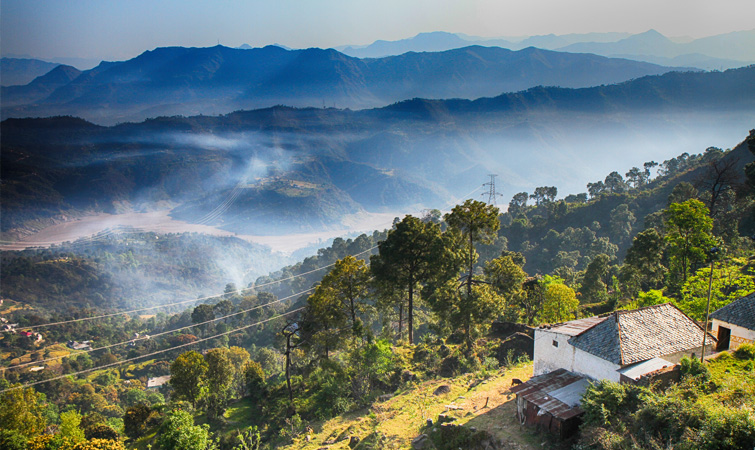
[734,343,755,360]
[83,424,118,441]
[157,409,216,450]
[620,228,667,295]
[0,429,28,450]
[244,360,267,402]
[676,258,755,321]
[301,256,372,356]
[204,348,234,420]
[579,350,755,450]
[664,199,716,288]
[679,356,711,382]
[232,426,261,450]
[123,404,152,440]
[580,254,611,303]
[540,276,579,323]
[370,215,449,344]
[0,385,48,438]
[59,410,86,444]
[581,381,650,428]
[170,350,208,408]
[71,439,126,450]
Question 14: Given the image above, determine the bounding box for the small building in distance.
[67,340,92,351]
[534,303,715,383]
[146,375,171,390]
[710,292,755,351]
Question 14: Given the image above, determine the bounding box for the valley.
[2,9,755,449]
[0,209,400,254]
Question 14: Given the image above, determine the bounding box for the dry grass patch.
[283,363,549,450]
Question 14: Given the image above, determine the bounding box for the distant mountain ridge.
[338,29,755,70]
[1,58,60,86]
[1,44,682,125]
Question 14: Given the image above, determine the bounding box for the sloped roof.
[568,303,711,365]
[510,368,587,420]
[539,316,608,336]
[710,292,755,331]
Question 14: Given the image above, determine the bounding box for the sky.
[2,0,754,62]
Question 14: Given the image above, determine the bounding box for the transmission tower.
[481,174,503,205]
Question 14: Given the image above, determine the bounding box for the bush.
[679,356,711,382]
[72,439,126,450]
[0,429,27,450]
[84,424,118,441]
[733,343,755,360]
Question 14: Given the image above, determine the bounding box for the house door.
[716,326,731,351]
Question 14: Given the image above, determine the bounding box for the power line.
[0,306,305,393]
[4,285,316,371]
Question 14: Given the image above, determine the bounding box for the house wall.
[534,329,621,382]
[660,344,715,364]
[711,319,755,350]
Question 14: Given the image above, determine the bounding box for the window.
[552,340,559,348]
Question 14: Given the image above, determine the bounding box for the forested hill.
[255,130,754,301]
[384,64,755,116]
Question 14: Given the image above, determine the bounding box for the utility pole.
[700,247,719,363]
[481,174,503,205]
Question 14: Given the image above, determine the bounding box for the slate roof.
[510,368,587,420]
[710,292,755,331]
[568,303,712,365]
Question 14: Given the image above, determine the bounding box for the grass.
[276,361,557,450]
[225,397,258,426]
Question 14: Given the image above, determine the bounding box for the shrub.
[72,438,126,450]
[84,424,118,441]
[679,356,711,382]
[733,343,755,360]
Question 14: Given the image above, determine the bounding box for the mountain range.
[1,57,60,86]
[2,66,754,237]
[339,30,755,70]
[1,44,683,125]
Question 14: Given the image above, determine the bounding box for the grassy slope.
[276,362,567,450]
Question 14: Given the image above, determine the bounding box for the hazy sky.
[2,0,753,61]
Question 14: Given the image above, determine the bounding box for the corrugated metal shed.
[511,368,588,438]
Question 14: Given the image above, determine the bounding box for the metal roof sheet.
[510,368,588,421]
[617,357,673,381]
[547,378,590,407]
[539,316,608,336]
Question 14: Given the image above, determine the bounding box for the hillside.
[0,232,292,312]
[276,363,546,450]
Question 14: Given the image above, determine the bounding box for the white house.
[146,375,171,390]
[710,292,755,351]
[533,303,714,383]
